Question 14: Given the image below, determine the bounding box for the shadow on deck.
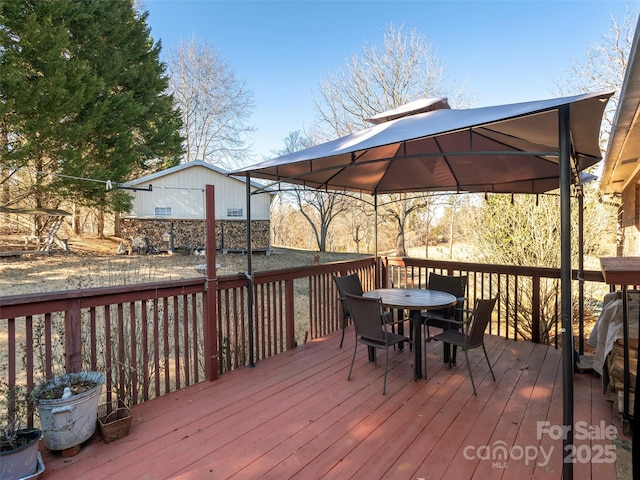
[40,330,622,479]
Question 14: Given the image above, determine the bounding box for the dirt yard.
[0,236,367,296]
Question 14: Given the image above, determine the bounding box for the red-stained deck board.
[42,340,354,478]
[588,373,618,479]
[414,337,535,480]
[257,348,425,480]
[170,345,405,479]
[73,341,356,479]
[346,338,502,480]
[500,343,561,480]
[471,337,551,480]
[378,345,495,480]
[228,360,416,480]
[533,346,567,480]
[441,340,536,480]
[39,330,621,480]
[292,340,469,480]
[573,357,598,480]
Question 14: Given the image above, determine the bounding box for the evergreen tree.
[0,0,96,216]
[0,0,183,227]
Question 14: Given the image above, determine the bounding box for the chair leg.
[340,319,346,348]
[348,337,358,381]
[464,348,477,396]
[483,342,495,381]
[382,346,389,395]
[423,330,428,379]
[444,344,457,367]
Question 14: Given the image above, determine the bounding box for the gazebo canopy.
[233,91,612,195]
[231,90,613,480]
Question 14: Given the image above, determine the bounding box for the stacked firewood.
[119,218,271,253]
[608,338,638,416]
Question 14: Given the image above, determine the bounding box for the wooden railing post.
[531,275,541,343]
[379,257,388,288]
[285,279,296,350]
[205,185,219,380]
[65,299,83,373]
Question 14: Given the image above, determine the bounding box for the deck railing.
[380,257,608,349]
[1,255,609,427]
[215,257,377,371]
[1,279,207,424]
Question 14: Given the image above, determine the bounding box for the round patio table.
[363,288,456,380]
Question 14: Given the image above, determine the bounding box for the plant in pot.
[31,371,104,454]
[0,382,44,480]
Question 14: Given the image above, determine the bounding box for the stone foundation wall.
[119,218,270,253]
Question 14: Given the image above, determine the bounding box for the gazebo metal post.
[374,193,379,287]
[559,104,574,480]
[245,172,255,368]
[578,185,585,355]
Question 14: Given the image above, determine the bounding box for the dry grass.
[0,235,367,296]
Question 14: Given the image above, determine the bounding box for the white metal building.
[118,160,274,252]
[121,160,272,221]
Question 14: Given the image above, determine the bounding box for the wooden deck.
[39,330,621,479]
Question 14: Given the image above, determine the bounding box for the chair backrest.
[344,293,385,342]
[333,273,364,317]
[467,297,498,347]
[428,272,468,319]
[428,272,467,299]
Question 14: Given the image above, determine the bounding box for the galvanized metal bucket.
[32,371,104,451]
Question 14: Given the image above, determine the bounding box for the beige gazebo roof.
[234,91,612,195]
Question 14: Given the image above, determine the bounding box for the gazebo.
[231,90,613,479]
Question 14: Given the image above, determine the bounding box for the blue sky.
[143,0,638,162]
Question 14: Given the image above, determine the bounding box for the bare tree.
[345,199,375,254]
[313,23,469,138]
[275,130,354,252]
[440,194,472,259]
[556,7,638,145]
[312,23,471,255]
[449,10,635,343]
[379,193,432,257]
[412,193,456,258]
[269,194,288,246]
[294,189,351,252]
[467,184,617,343]
[166,37,255,168]
[554,8,637,256]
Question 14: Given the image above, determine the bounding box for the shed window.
[227,208,243,218]
[155,207,172,216]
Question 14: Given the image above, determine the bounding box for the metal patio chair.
[334,273,399,348]
[432,297,498,395]
[345,293,410,395]
[333,273,365,348]
[422,272,468,367]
